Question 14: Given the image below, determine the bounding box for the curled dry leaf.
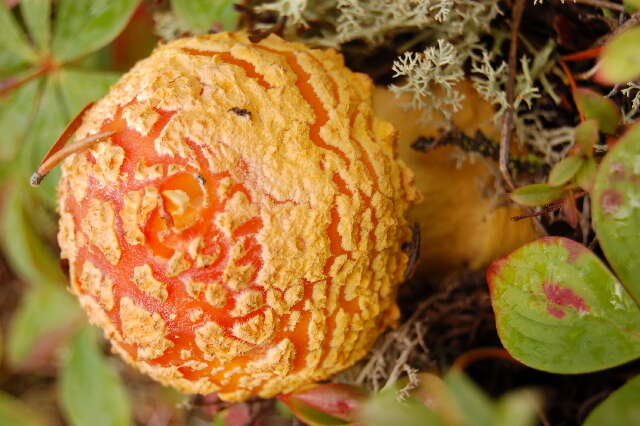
[56,32,419,401]
[374,82,540,278]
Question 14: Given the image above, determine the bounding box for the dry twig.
[499,0,526,190]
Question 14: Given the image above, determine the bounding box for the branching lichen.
[389,40,465,121]
[257,0,500,47]
[514,111,575,166]
[622,82,640,124]
[470,47,541,120]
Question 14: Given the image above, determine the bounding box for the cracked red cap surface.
[57,32,419,401]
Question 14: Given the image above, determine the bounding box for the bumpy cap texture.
[57,32,419,401]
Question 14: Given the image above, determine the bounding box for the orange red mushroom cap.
[57,32,419,401]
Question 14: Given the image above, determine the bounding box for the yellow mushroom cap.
[56,32,419,401]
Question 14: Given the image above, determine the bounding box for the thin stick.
[499,0,526,190]
[30,131,114,186]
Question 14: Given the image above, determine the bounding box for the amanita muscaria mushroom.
[56,32,419,401]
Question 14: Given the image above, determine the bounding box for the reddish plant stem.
[451,347,518,371]
[0,67,47,98]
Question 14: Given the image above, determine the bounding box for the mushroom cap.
[57,32,419,401]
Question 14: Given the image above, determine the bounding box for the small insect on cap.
[56,32,420,401]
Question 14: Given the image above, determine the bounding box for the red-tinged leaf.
[279,383,366,425]
[281,400,350,426]
[548,156,584,187]
[214,404,251,426]
[510,183,565,206]
[574,119,598,157]
[561,191,579,228]
[487,236,640,373]
[593,123,640,304]
[574,88,621,134]
[597,26,640,84]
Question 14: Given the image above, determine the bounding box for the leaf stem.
[30,131,114,186]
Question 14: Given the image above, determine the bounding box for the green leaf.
[8,280,79,369]
[574,119,598,157]
[0,78,42,163]
[487,236,640,373]
[548,155,584,186]
[0,48,29,78]
[0,1,38,62]
[283,399,351,426]
[576,157,597,192]
[171,0,238,33]
[2,187,64,288]
[574,88,621,134]
[510,183,564,206]
[0,391,47,426]
[20,76,67,208]
[60,326,132,426]
[598,26,640,84]
[52,0,140,63]
[358,389,444,426]
[444,372,493,426]
[57,68,119,115]
[20,0,51,53]
[584,375,640,426]
[2,188,79,367]
[593,123,640,304]
[492,389,539,426]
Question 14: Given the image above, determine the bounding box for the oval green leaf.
[574,119,598,157]
[548,155,584,186]
[52,0,140,63]
[60,326,132,426]
[593,123,640,304]
[576,157,597,192]
[598,26,640,84]
[487,236,640,373]
[510,183,564,206]
[574,88,621,135]
[584,375,640,426]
